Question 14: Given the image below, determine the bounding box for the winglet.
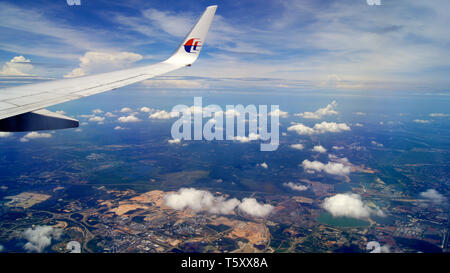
[164,5,217,66]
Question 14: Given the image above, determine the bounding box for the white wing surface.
[0,5,217,132]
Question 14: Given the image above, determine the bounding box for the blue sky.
[0,0,450,92]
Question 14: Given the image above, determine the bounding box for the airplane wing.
[0,5,217,132]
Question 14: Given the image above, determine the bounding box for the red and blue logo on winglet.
[184,38,202,53]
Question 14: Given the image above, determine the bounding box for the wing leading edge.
[0,5,217,132]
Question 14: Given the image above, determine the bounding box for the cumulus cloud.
[312,145,327,153]
[92,109,103,114]
[420,189,446,204]
[367,241,391,253]
[168,138,181,144]
[164,188,240,215]
[283,182,308,191]
[140,107,153,113]
[269,109,289,118]
[313,121,350,134]
[105,112,117,118]
[302,159,351,176]
[332,146,344,150]
[371,141,384,147]
[120,107,133,113]
[258,162,268,169]
[88,116,105,123]
[64,51,143,78]
[413,119,431,124]
[149,110,178,120]
[238,198,274,217]
[287,122,350,135]
[233,133,261,143]
[20,132,52,142]
[23,225,62,253]
[328,154,350,164]
[0,56,34,76]
[114,126,126,130]
[290,144,304,150]
[322,193,385,220]
[0,132,13,138]
[164,188,273,217]
[287,123,315,135]
[429,113,448,117]
[295,101,338,119]
[117,115,141,123]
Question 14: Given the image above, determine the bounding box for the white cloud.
[371,141,384,147]
[0,56,33,76]
[164,188,240,215]
[328,154,350,164]
[64,51,143,78]
[332,146,344,150]
[269,109,289,118]
[287,123,315,135]
[413,119,431,124]
[149,110,177,120]
[22,225,62,253]
[313,121,350,134]
[288,122,350,135]
[258,162,268,169]
[20,132,52,142]
[355,123,364,127]
[302,159,351,176]
[140,107,153,113]
[0,132,13,138]
[233,133,261,143]
[238,198,274,218]
[120,107,133,113]
[354,112,366,116]
[168,138,181,144]
[295,101,338,119]
[420,189,446,204]
[283,182,308,191]
[114,126,126,130]
[164,188,273,217]
[312,145,327,153]
[429,113,449,117]
[117,115,141,123]
[92,109,103,114]
[88,116,105,123]
[289,144,304,150]
[105,112,117,118]
[322,193,385,220]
